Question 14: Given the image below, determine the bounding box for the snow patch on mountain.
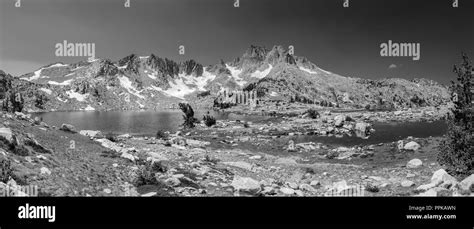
[269,91,279,96]
[47,63,69,68]
[118,76,144,99]
[299,66,332,75]
[226,64,247,87]
[117,64,127,70]
[146,70,158,80]
[40,88,52,95]
[165,78,195,99]
[84,105,95,111]
[181,68,216,91]
[66,90,88,102]
[250,64,272,79]
[21,68,49,81]
[136,101,145,108]
[57,97,67,103]
[48,79,73,86]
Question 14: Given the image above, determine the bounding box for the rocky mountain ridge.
[1,45,451,112]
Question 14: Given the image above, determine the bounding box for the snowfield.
[181,68,216,91]
[83,105,95,111]
[47,63,69,68]
[39,88,52,95]
[299,66,332,75]
[226,64,247,87]
[118,76,145,99]
[48,79,73,86]
[66,90,88,102]
[250,64,272,79]
[164,77,195,100]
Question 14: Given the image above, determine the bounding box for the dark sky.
[0,0,473,84]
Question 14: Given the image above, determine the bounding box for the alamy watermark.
[0,184,38,197]
[380,40,420,61]
[55,40,95,60]
[324,184,365,197]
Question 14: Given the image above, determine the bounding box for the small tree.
[179,103,197,128]
[437,53,473,176]
[203,114,216,127]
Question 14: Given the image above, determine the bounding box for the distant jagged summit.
[5,44,451,112]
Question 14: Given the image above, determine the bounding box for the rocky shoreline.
[1,106,472,197]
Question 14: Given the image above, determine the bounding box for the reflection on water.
[294,121,447,146]
[33,110,273,135]
[34,110,447,146]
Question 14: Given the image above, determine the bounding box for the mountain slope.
[4,45,451,112]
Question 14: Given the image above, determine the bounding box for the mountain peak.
[243,45,268,61]
[118,54,140,74]
[180,59,203,76]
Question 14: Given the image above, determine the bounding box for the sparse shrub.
[438,54,473,176]
[134,161,166,186]
[156,130,168,139]
[365,183,380,193]
[34,92,49,109]
[0,135,29,156]
[105,133,118,142]
[203,155,219,164]
[304,108,320,119]
[203,114,216,127]
[179,103,197,128]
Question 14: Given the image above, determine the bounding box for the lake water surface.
[33,110,273,135]
[33,110,447,146]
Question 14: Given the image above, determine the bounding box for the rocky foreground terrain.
[1,107,472,197]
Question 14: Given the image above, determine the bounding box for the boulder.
[310,180,321,187]
[431,169,457,187]
[117,133,132,139]
[79,130,104,139]
[186,139,210,148]
[165,177,181,187]
[33,117,42,125]
[59,124,77,133]
[286,182,298,189]
[354,122,371,134]
[231,176,261,194]
[330,180,349,193]
[406,159,423,169]
[334,115,345,127]
[120,152,135,162]
[0,127,14,143]
[299,183,316,192]
[459,174,474,192]
[40,167,51,175]
[14,112,29,120]
[401,180,415,187]
[416,183,438,192]
[416,189,438,197]
[404,141,420,151]
[280,187,295,195]
[146,152,169,163]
